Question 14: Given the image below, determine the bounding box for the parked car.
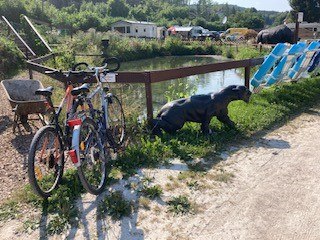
[201,30,220,41]
[225,33,245,41]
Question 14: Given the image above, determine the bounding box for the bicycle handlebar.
[45,57,121,81]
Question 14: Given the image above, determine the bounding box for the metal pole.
[144,73,153,126]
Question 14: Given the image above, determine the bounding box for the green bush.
[0,37,24,78]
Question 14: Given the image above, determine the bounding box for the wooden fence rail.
[27,55,264,123]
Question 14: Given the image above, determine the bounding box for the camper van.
[221,28,249,40]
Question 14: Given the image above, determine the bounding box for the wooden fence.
[27,54,264,123]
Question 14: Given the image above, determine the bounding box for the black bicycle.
[27,70,106,198]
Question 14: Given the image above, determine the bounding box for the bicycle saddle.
[71,84,90,96]
[35,86,54,97]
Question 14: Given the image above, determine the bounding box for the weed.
[23,219,40,233]
[153,205,162,214]
[47,214,69,235]
[141,176,154,185]
[140,185,163,199]
[167,175,174,181]
[97,191,133,220]
[186,180,200,190]
[0,201,20,221]
[108,168,123,180]
[212,171,235,183]
[139,197,151,210]
[177,171,204,181]
[165,180,182,191]
[167,195,195,215]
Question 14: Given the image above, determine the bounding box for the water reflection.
[112,56,244,117]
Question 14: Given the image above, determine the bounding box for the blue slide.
[308,50,320,73]
[288,41,320,80]
[250,43,288,88]
[265,42,307,86]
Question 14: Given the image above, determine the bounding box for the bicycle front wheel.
[77,117,108,195]
[28,126,64,198]
[107,94,126,148]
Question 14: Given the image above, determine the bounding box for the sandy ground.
[1,78,320,239]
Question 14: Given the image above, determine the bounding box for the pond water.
[114,56,244,116]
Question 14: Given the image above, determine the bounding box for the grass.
[97,191,133,220]
[0,201,20,222]
[22,219,40,233]
[47,215,69,235]
[140,185,163,199]
[211,171,235,183]
[139,197,151,210]
[167,195,196,215]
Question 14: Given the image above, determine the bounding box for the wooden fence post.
[25,49,33,79]
[245,65,251,88]
[144,72,153,126]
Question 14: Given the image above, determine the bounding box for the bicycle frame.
[44,84,80,149]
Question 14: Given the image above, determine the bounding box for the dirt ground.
[1,78,320,239]
[0,79,36,202]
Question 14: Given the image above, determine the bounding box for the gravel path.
[0,79,37,202]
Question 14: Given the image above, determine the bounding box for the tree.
[231,9,265,29]
[289,0,320,22]
[0,0,26,22]
[130,5,148,21]
[108,0,129,18]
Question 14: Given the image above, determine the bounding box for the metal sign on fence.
[298,12,304,23]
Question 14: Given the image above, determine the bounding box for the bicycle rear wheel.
[106,94,126,149]
[28,126,64,198]
[77,117,108,195]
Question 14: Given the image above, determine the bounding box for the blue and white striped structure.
[264,42,307,86]
[288,41,320,80]
[250,43,288,89]
[308,41,320,73]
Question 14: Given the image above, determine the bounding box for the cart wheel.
[21,115,28,124]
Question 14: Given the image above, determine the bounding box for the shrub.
[97,191,133,220]
[0,37,24,78]
[167,195,196,215]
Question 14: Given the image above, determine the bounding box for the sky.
[195,0,292,12]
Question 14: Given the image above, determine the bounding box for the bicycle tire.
[28,125,64,198]
[106,94,126,149]
[77,117,108,195]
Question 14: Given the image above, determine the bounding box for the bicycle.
[28,59,126,197]
[64,59,126,194]
[71,59,126,151]
[27,70,106,198]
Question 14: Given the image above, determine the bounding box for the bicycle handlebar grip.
[103,57,121,72]
[71,62,89,71]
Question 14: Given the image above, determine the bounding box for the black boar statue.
[152,85,251,135]
[257,25,294,44]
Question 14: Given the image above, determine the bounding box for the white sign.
[100,73,117,83]
[298,12,303,23]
